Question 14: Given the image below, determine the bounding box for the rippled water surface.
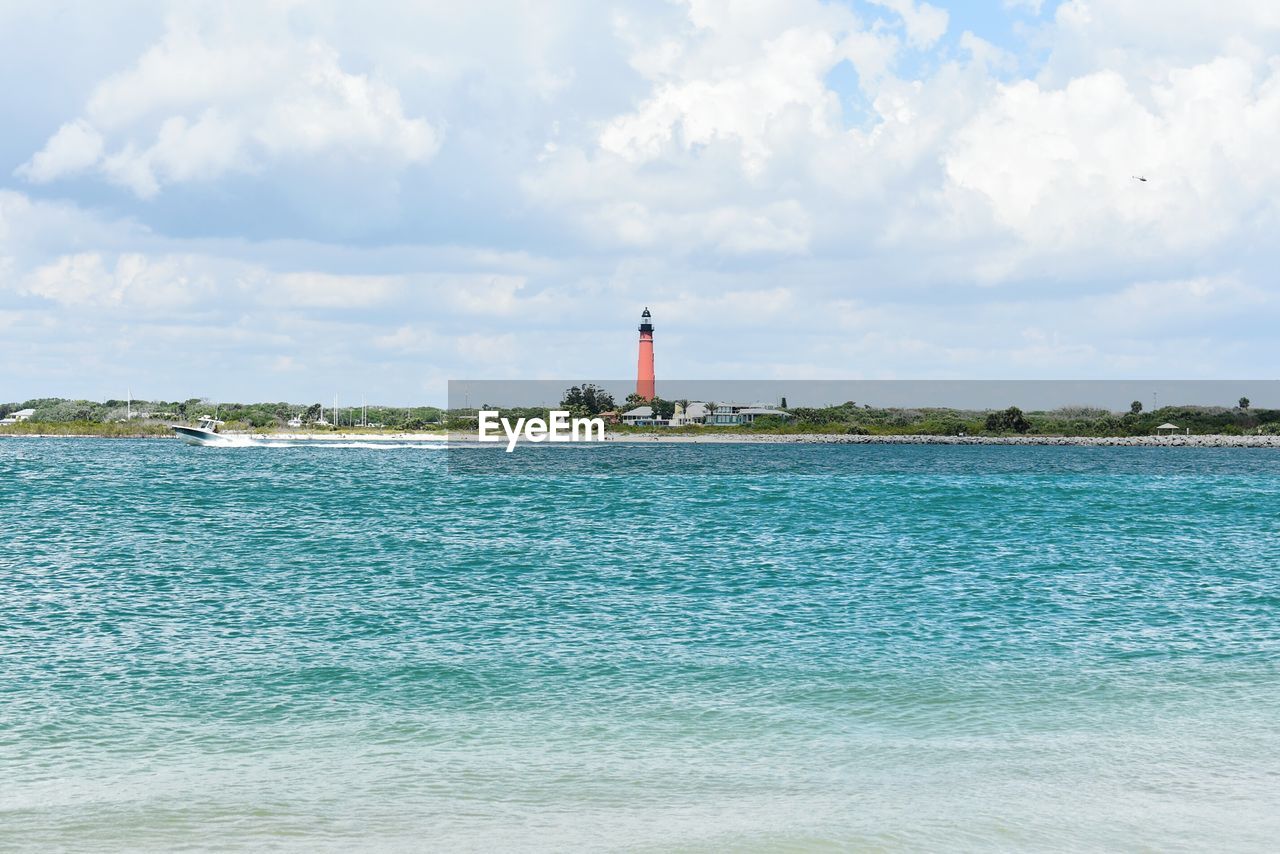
[2,438,1279,851]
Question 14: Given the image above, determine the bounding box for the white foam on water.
[199,439,449,450]
[311,441,448,450]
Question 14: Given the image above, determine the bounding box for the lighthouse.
[636,307,655,400]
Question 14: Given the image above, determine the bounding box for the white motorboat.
[171,416,234,446]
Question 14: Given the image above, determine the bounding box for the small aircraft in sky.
[1132,175,1148,182]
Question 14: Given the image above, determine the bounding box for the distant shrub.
[1051,406,1109,419]
[912,418,966,436]
[790,404,861,425]
[0,420,170,437]
[750,415,790,429]
[985,406,1031,434]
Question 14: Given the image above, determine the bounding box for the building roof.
[1157,422,1180,429]
[712,402,787,411]
[622,406,653,418]
[12,408,34,417]
[739,408,792,417]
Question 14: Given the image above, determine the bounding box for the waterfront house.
[0,408,35,425]
[621,405,659,426]
[621,401,781,428]
[706,404,792,426]
[671,402,710,426]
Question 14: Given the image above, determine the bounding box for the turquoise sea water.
[2,438,1279,851]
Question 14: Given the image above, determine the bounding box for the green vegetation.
[5,396,1278,439]
[649,398,677,420]
[0,420,173,437]
[617,392,677,419]
[0,398,446,437]
[595,399,1280,437]
[985,406,1031,434]
[559,384,616,415]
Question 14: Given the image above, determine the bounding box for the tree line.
[544,387,1280,436]
[7,391,1277,437]
[0,398,445,430]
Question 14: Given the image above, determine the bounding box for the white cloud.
[522,0,1280,283]
[959,32,1016,72]
[446,276,532,316]
[5,2,1280,397]
[1091,276,1270,335]
[15,120,103,183]
[374,324,518,367]
[868,0,949,49]
[591,200,811,254]
[1003,0,1043,14]
[20,252,218,310]
[1042,1,1280,84]
[266,272,404,309]
[528,0,911,254]
[18,14,439,198]
[598,23,847,175]
[592,0,942,182]
[944,56,1280,260]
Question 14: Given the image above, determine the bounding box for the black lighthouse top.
[638,307,654,334]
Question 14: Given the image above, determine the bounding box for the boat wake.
[173,420,449,450]
[210,439,449,450]
[300,441,448,450]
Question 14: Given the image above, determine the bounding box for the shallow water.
[2,439,1279,851]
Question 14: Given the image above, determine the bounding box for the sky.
[2,0,1279,405]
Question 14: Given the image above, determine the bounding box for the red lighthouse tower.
[636,307,655,400]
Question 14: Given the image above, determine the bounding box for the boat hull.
[171,426,236,446]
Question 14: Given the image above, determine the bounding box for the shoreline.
[7,431,1279,447]
[592,432,1280,447]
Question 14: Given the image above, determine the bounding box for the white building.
[705,403,792,426]
[620,405,658,426]
[622,402,712,427]
[670,402,711,426]
[0,408,35,425]
[622,403,708,427]
[621,401,791,427]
